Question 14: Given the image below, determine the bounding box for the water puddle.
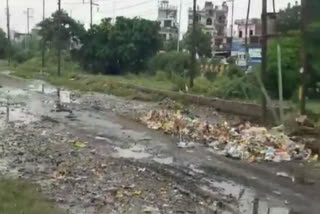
[201,178,291,214]
[0,107,37,127]
[112,145,152,159]
[153,156,173,165]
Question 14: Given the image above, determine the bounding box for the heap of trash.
[141,109,314,162]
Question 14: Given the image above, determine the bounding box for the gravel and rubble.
[0,120,217,214]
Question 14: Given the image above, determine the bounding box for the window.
[206,18,212,25]
[218,16,226,24]
[239,30,243,38]
[164,20,172,27]
[250,30,253,36]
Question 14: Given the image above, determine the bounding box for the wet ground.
[0,71,319,214]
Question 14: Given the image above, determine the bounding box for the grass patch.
[0,179,64,214]
[10,56,167,102]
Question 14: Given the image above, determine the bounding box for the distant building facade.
[157,0,178,41]
[232,14,277,68]
[188,1,229,56]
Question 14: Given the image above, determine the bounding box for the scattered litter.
[177,141,196,148]
[141,110,310,162]
[276,172,295,183]
[273,191,282,196]
[74,141,86,148]
[138,167,146,172]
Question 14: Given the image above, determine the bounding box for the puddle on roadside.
[0,107,37,127]
[112,144,152,159]
[200,178,291,214]
[153,156,173,165]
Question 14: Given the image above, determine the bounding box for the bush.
[266,37,301,99]
[148,51,190,77]
[12,50,35,64]
[191,76,212,94]
[209,72,260,100]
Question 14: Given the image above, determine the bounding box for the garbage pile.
[141,110,314,162]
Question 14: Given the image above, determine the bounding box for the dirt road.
[0,72,319,214]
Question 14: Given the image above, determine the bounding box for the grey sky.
[0,0,298,35]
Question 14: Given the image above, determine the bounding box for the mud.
[0,72,319,214]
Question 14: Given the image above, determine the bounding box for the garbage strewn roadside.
[141,109,316,162]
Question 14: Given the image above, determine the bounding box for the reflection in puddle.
[0,107,37,127]
[201,179,291,214]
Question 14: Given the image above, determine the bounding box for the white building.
[157,0,178,41]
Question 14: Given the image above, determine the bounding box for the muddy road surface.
[0,72,319,214]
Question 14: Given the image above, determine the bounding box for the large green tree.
[78,17,161,74]
[0,28,8,59]
[183,26,212,58]
[38,10,85,51]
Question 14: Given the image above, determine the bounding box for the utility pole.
[300,0,308,114]
[272,0,276,13]
[245,0,251,69]
[57,0,61,76]
[90,0,93,28]
[261,0,268,122]
[42,0,46,69]
[190,0,197,88]
[228,0,235,52]
[6,0,11,65]
[177,0,182,52]
[89,0,99,28]
[25,8,33,35]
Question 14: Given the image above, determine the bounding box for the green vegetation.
[0,28,9,59]
[0,179,64,214]
[74,17,161,74]
[183,26,212,58]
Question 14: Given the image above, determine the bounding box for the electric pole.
[245,0,251,69]
[25,8,33,35]
[6,0,11,65]
[227,0,235,52]
[90,0,93,28]
[177,0,182,52]
[57,0,61,76]
[300,0,309,114]
[42,0,45,69]
[190,0,197,88]
[89,0,99,28]
[261,0,268,121]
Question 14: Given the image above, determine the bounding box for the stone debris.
[0,121,207,214]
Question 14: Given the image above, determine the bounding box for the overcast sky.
[0,0,298,35]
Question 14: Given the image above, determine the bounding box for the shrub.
[148,51,190,77]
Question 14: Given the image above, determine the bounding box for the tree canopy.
[183,26,212,58]
[77,17,162,74]
[38,10,85,50]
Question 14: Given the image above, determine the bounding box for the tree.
[163,38,177,52]
[0,28,8,59]
[276,4,301,33]
[266,36,301,99]
[38,10,85,51]
[78,17,162,74]
[183,26,212,58]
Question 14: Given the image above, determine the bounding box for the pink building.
[234,18,261,40]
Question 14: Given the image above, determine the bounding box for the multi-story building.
[157,0,178,41]
[188,1,229,56]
